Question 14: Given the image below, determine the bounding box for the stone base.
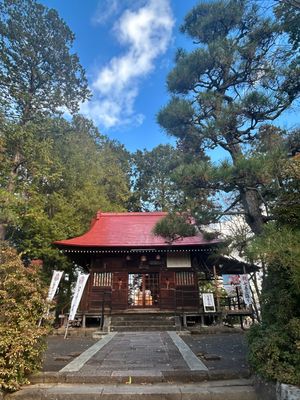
[254,376,300,400]
[277,383,300,400]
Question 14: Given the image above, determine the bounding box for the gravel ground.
[42,336,97,371]
[182,332,249,372]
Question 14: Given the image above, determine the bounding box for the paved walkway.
[5,332,257,399]
[60,332,207,377]
[42,331,249,375]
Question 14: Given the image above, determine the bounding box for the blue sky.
[40,0,298,155]
[39,0,199,152]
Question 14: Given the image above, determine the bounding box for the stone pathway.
[61,332,207,376]
[4,332,257,399]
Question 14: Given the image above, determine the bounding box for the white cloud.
[92,0,120,25]
[82,0,174,130]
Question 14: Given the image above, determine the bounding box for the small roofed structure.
[54,211,254,329]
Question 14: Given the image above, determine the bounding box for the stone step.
[111,314,175,321]
[31,369,252,385]
[110,325,177,332]
[110,320,175,327]
[6,381,257,399]
[110,314,176,331]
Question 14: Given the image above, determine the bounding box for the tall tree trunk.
[240,188,265,235]
[227,141,265,235]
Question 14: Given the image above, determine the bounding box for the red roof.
[54,211,219,248]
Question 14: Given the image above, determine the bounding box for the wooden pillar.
[213,265,220,312]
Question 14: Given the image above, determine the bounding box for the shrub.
[247,319,300,385]
[247,260,300,385]
[0,242,49,392]
[246,219,300,385]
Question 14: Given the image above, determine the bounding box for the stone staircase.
[7,380,258,399]
[109,313,179,332]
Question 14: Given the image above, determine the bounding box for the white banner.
[47,270,64,301]
[240,274,252,306]
[68,273,89,321]
[203,293,216,312]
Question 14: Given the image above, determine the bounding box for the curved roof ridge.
[96,211,167,218]
[54,211,220,248]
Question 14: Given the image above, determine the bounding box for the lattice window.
[93,272,113,287]
[176,271,195,286]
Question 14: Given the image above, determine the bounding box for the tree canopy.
[1,115,131,269]
[275,0,300,50]
[0,0,90,123]
[0,0,131,275]
[130,145,182,211]
[157,0,300,235]
[0,0,91,241]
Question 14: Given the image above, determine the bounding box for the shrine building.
[54,211,253,330]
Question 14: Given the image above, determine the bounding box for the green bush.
[247,252,300,385]
[247,319,300,385]
[0,242,49,392]
[246,217,300,385]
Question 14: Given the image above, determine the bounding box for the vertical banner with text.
[68,273,89,321]
[47,270,64,301]
[240,274,252,306]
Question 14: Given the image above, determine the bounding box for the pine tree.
[157,0,299,235]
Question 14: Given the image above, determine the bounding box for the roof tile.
[54,212,219,248]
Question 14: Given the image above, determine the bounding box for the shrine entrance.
[128,273,159,307]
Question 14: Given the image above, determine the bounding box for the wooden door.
[128,273,159,307]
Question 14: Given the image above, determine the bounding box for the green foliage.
[275,0,300,50]
[157,1,300,384]
[247,224,300,292]
[0,242,49,392]
[1,116,131,270]
[0,0,90,122]
[0,0,92,244]
[153,213,196,243]
[273,155,300,228]
[159,1,298,147]
[246,154,300,384]
[181,0,245,43]
[247,319,300,385]
[157,0,299,234]
[130,145,182,211]
[247,242,300,385]
[0,0,131,333]
[157,97,196,138]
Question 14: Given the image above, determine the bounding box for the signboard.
[68,273,89,321]
[240,274,252,306]
[203,293,216,312]
[222,274,240,295]
[167,254,191,268]
[47,270,64,301]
